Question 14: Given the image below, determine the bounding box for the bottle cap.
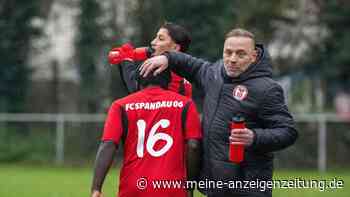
[232,114,245,123]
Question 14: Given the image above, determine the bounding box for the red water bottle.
[108,43,153,65]
[133,47,153,61]
[229,116,245,163]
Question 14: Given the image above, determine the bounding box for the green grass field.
[0,164,348,197]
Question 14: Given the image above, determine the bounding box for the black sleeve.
[91,141,118,192]
[118,61,139,93]
[117,47,154,93]
[251,84,298,153]
[165,51,212,90]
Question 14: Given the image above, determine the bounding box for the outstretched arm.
[139,52,213,89]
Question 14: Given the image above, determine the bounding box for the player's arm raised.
[108,43,154,93]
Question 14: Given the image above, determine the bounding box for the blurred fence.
[0,113,105,165]
[0,113,349,171]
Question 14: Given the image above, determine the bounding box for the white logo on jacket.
[233,85,248,101]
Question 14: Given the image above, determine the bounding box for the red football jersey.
[102,87,202,197]
[168,72,192,98]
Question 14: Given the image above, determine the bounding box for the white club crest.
[233,85,248,101]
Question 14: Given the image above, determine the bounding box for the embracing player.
[91,66,202,197]
[108,22,193,97]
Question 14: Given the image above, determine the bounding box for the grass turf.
[0,164,348,197]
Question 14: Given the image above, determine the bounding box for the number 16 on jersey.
[136,119,174,158]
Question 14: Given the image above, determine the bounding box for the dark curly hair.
[161,22,191,52]
[134,65,171,90]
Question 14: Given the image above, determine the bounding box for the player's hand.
[229,128,254,147]
[91,190,103,197]
[139,55,169,77]
[108,43,134,65]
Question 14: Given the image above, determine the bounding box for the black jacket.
[165,45,298,196]
[118,61,139,93]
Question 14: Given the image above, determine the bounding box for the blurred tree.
[159,0,232,60]
[297,0,350,110]
[76,0,105,113]
[131,0,163,46]
[75,0,107,157]
[309,0,350,90]
[159,0,287,61]
[231,0,289,44]
[106,0,142,101]
[38,0,55,18]
[0,0,41,112]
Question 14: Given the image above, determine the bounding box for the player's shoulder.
[113,91,144,106]
[163,89,193,103]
